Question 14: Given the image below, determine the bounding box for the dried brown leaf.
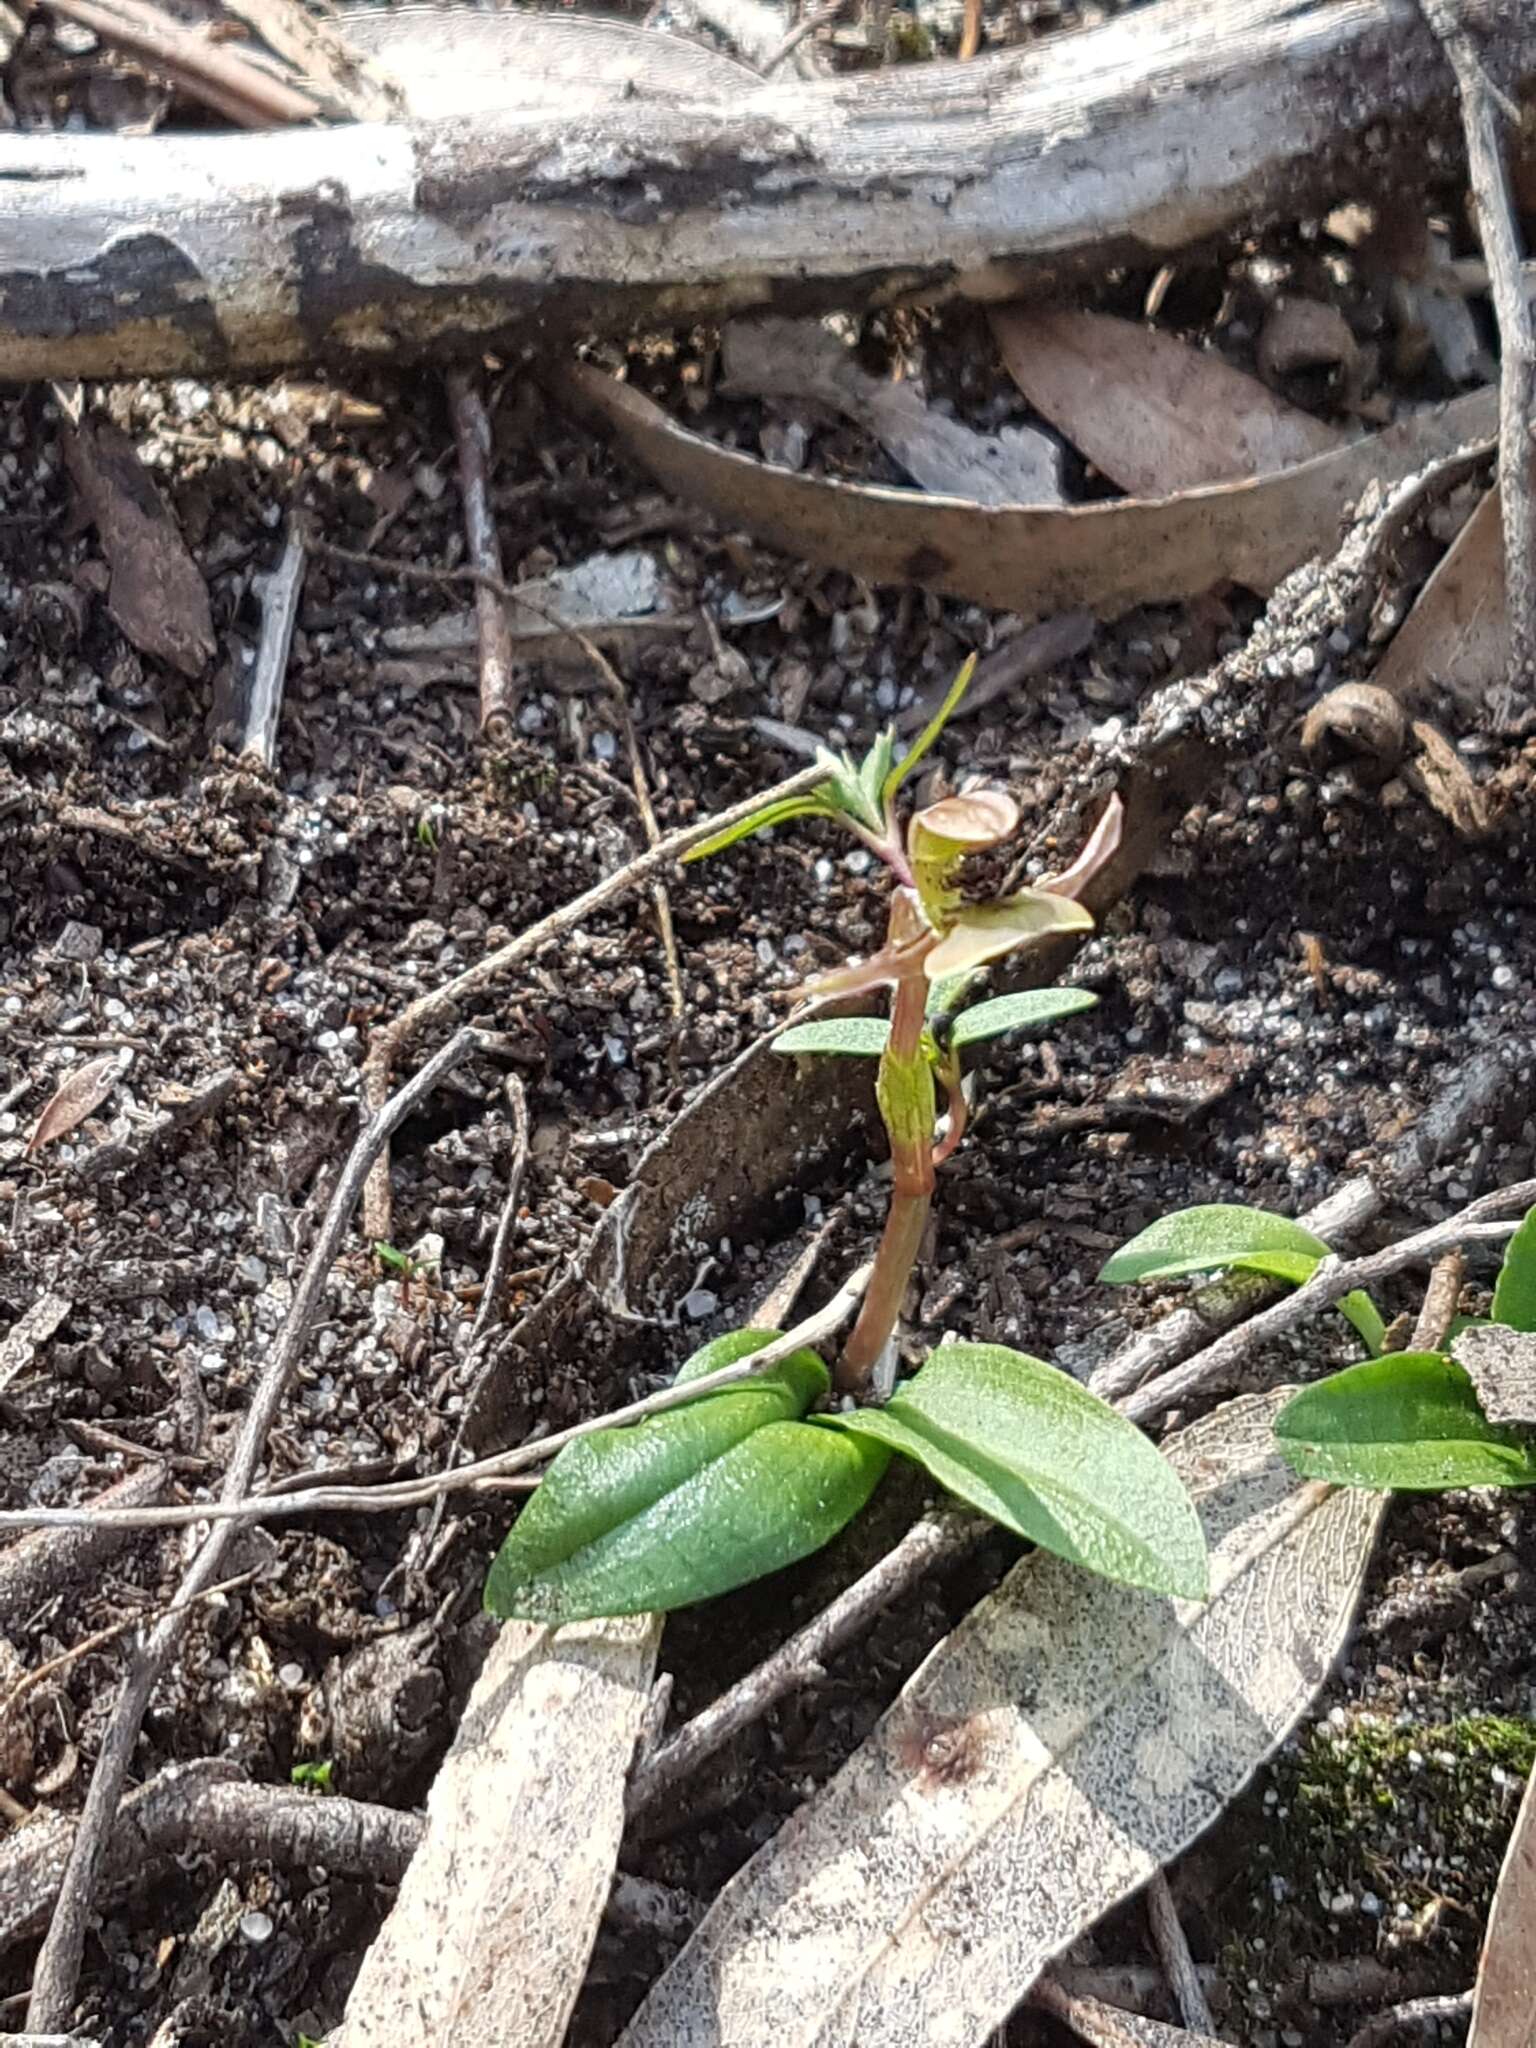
[721,316,1063,505]
[557,364,1494,622]
[62,414,215,678]
[990,306,1343,495]
[335,1614,660,2048]
[1402,718,1490,838]
[1453,1324,1536,1427]
[25,1053,124,1158]
[1469,1758,1536,2048]
[619,1391,1383,2048]
[1374,485,1508,712]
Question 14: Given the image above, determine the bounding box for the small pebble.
[684,1289,719,1321]
[240,1911,274,1944]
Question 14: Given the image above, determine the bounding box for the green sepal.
[948,988,1098,1049]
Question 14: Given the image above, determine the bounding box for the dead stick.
[1032,1979,1225,2048]
[24,1027,483,2031]
[1146,1870,1216,2035]
[446,366,518,738]
[0,1462,168,1630]
[1410,1248,1466,1352]
[33,0,321,126]
[1420,0,1535,728]
[1342,1989,1474,2048]
[358,761,826,1241]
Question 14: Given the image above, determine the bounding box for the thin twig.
[358,760,826,1241]
[0,1569,261,1725]
[547,613,685,1028]
[0,1260,872,1538]
[762,0,844,74]
[1342,1989,1474,2048]
[470,1073,532,1346]
[24,1028,483,2031]
[1146,1871,1217,2034]
[1032,1977,1226,2047]
[627,1507,982,1817]
[1419,0,1534,729]
[242,522,304,771]
[1120,1182,1536,1427]
[1410,1248,1466,1352]
[446,365,518,737]
[34,0,321,125]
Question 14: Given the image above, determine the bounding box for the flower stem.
[838,950,933,1393]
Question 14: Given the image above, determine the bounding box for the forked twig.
[1146,1871,1216,2034]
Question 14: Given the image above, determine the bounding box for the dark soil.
[2,87,1535,2048]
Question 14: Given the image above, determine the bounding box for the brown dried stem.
[446,365,518,738]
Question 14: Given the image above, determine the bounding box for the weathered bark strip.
[1,0,1533,382]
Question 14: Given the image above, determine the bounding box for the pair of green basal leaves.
[485,986,1213,1625]
[1099,1201,1536,1491]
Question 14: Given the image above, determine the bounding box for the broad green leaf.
[773,1017,890,1058]
[1274,1352,1536,1491]
[487,1421,890,1623]
[1493,1205,1536,1333]
[949,987,1098,1049]
[882,653,976,806]
[923,892,1093,979]
[822,1342,1208,1599]
[485,1330,827,1607]
[682,793,830,863]
[926,972,975,1019]
[1099,1205,1332,1286]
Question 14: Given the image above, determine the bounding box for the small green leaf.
[484,1330,888,1622]
[949,987,1098,1049]
[773,1017,890,1057]
[1493,1205,1536,1333]
[488,1421,890,1623]
[290,1759,334,1792]
[822,1342,1208,1599]
[926,972,976,1020]
[373,1241,414,1275]
[1099,1205,1332,1286]
[882,654,976,806]
[1099,1206,1384,1355]
[682,793,831,863]
[1274,1352,1536,1491]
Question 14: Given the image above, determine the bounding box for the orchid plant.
[691,657,1122,1391]
[484,662,1208,1627]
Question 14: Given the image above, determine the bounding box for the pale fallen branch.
[4,0,1534,380]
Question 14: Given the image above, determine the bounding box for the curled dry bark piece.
[557,365,1496,620]
[5,0,1535,379]
[619,1392,1383,2048]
